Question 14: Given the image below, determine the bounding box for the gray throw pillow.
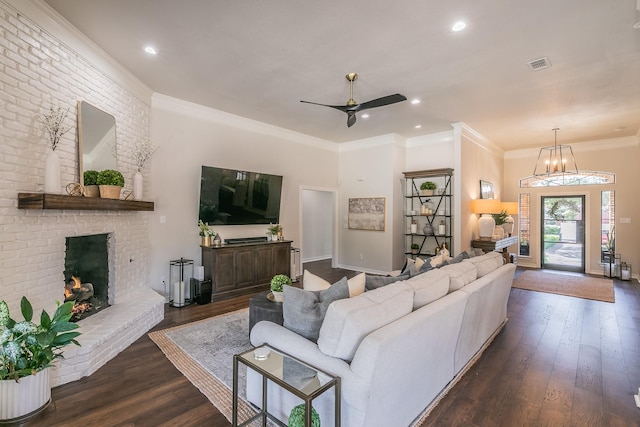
[439,251,469,267]
[283,278,350,342]
[365,273,409,291]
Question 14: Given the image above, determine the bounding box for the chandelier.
[532,128,578,176]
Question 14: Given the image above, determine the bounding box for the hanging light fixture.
[532,128,579,177]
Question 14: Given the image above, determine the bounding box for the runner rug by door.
[512,269,615,302]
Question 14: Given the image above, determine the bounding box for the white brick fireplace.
[0,1,163,386]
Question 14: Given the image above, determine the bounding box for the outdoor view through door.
[541,196,585,273]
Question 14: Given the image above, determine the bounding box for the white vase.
[0,368,51,421]
[44,150,61,194]
[133,171,143,200]
[272,291,283,302]
[477,214,496,238]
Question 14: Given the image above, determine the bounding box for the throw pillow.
[317,281,414,361]
[439,251,470,267]
[302,269,331,291]
[405,268,450,309]
[347,272,366,297]
[365,273,409,291]
[439,262,478,292]
[462,251,504,277]
[283,278,350,342]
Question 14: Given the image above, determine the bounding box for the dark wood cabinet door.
[273,243,291,276]
[213,250,236,292]
[254,245,273,285]
[234,248,255,288]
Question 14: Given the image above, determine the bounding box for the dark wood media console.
[201,240,291,301]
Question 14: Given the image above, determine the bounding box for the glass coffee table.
[233,345,341,427]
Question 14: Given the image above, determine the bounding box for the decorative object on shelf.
[96,169,124,199]
[411,243,419,254]
[270,274,292,302]
[41,103,71,195]
[132,138,158,201]
[169,258,193,307]
[500,202,518,236]
[82,170,100,197]
[438,220,446,236]
[471,198,501,238]
[65,182,84,197]
[0,296,80,421]
[348,197,386,231]
[410,219,417,234]
[491,209,508,239]
[423,223,433,236]
[420,181,436,196]
[267,223,282,241]
[212,234,222,247]
[198,220,216,246]
[288,403,321,427]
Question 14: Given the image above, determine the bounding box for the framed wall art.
[480,180,495,199]
[348,197,386,231]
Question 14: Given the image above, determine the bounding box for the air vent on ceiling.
[527,57,551,71]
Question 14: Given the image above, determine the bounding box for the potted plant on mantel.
[83,170,99,198]
[0,297,80,421]
[270,274,291,302]
[420,181,437,196]
[198,220,217,247]
[96,169,125,199]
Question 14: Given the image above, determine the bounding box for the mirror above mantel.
[77,101,117,186]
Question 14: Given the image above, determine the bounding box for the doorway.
[300,188,336,267]
[541,196,585,272]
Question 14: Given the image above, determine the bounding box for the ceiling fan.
[300,73,407,128]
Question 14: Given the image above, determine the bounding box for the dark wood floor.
[15,261,640,427]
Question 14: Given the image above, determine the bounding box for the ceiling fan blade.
[357,94,407,111]
[347,111,357,127]
[300,100,348,113]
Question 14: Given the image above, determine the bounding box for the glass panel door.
[541,196,585,272]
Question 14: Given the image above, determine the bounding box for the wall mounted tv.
[198,165,283,226]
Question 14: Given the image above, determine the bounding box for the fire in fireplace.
[64,234,111,322]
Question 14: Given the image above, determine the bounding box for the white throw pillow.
[439,262,478,292]
[303,270,365,297]
[462,251,504,277]
[317,282,414,361]
[405,268,450,309]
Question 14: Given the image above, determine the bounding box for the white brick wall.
[0,2,163,385]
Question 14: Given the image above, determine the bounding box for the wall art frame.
[480,180,495,199]
[348,197,386,231]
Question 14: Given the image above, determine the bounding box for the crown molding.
[505,135,639,159]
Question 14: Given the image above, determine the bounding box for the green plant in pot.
[420,181,437,196]
[83,169,100,198]
[0,296,80,420]
[288,403,320,427]
[270,274,291,302]
[411,243,420,254]
[96,169,125,199]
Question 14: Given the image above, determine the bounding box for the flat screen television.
[198,165,283,226]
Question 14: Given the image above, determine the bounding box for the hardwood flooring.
[14,261,640,427]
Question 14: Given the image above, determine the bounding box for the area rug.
[512,270,615,302]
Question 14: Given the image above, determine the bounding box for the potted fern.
[0,297,80,421]
[270,274,291,302]
[97,169,125,199]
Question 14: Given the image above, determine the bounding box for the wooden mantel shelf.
[18,193,154,211]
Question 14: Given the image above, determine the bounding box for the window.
[601,191,615,262]
[519,193,530,256]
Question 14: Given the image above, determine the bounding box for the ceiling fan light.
[144,46,158,55]
[451,21,466,32]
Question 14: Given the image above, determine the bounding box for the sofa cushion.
[439,262,478,292]
[303,270,365,297]
[405,268,450,309]
[365,273,408,291]
[317,282,413,361]
[283,278,350,342]
[462,251,504,277]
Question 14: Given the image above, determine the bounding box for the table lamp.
[500,202,518,236]
[471,199,501,238]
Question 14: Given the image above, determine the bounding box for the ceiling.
[43,0,640,150]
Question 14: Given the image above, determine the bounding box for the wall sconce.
[471,199,501,238]
[500,202,518,236]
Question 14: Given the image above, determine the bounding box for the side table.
[233,345,341,427]
[249,291,284,334]
[471,236,518,264]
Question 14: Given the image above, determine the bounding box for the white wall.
[301,189,334,262]
[148,94,339,293]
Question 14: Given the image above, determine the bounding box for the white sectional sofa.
[248,251,516,427]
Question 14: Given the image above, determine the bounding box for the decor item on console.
[198,220,216,247]
[268,223,282,241]
[0,297,80,421]
[132,138,158,201]
[420,181,437,196]
[491,209,508,239]
[41,103,71,195]
[471,198,501,238]
[500,202,518,236]
[270,274,292,302]
[96,169,124,199]
[289,404,321,427]
[83,170,100,197]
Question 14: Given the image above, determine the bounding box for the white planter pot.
[0,368,51,421]
[271,291,283,302]
[44,150,61,194]
[133,171,143,200]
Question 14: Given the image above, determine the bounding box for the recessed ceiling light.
[451,21,466,32]
[361,113,370,119]
[144,46,158,55]
[415,125,422,129]
[411,99,421,105]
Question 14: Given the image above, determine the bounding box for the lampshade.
[471,198,501,214]
[501,202,518,215]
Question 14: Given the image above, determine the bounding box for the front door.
[541,196,585,273]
